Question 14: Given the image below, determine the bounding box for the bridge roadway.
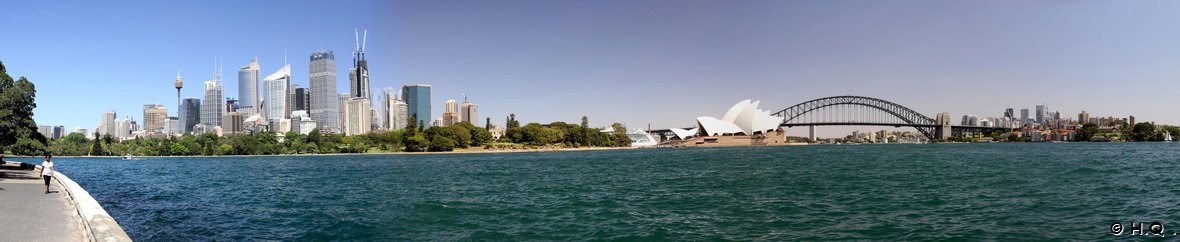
[0,161,87,241]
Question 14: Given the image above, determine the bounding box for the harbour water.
[19,143,1180,240]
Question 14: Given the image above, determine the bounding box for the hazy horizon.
[3,0,1178,138]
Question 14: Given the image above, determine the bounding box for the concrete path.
[0,161,86,241]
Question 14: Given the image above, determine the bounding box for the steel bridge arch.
[771,96,939,139]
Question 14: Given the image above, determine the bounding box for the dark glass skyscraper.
[293,87,310,111]
[180,97,201,133]
[401,84,431,126]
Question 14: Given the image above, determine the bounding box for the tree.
[90,132,106,156]
[169,142,190,155]
[506,114,520,128]
[1075,123,1099,142]
[470,126,493,147]
[610,123,632,147]
[428,134,456,152]
[403,133,429,152]
[1131,122,1157,141]
[0,61,45,153]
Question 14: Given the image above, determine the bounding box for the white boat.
[122,155,136,160]
[1166,131,1173,142]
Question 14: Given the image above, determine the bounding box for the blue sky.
[3,0,1180,138]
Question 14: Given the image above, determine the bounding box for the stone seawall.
[41,162,133,242]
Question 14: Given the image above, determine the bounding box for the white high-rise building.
[238,57,260,113]
[291,110,317,135]
[202,60,225,126]
[338,93,349,131]
[344,98,371,136]
[202,79,224,125]
[264,64,291,121]
[441,99,459,126]
[383,88,408,131]
[309,50,339,133]
[99,111,117,136]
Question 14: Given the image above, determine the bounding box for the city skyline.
[4,1,1180,138]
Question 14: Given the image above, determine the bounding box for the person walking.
[39,154,55,194]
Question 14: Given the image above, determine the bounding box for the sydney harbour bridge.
[771,96,1009,140]
[653,95,1011,141]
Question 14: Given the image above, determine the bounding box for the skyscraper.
[310,50,339,133]
[100,111,117,136]
[441,99,459,126]
[293,86,310,111]
[181,97,201,133]
[383,88,408,130]
[143,104,168,133]
[338,93,349,131]
[1035,104,1045,124]
[1004,108,1014,119]
[1020,108,1030,125]
[238,57,260,113]
[202,60,224,126]
[350,27,370,100]
[402,84,431,127]
[264,64,291,120]
[1079,111,1090,125]
[343,98,371,136]
[461,97,478,126]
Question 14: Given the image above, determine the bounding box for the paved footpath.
[0,161,86,241]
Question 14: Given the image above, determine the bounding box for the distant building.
[309,50,339,133]
[292,85,310,111]
[291,110,317,135]
[143,104,168,133]
[384,88,409,131]
[264,64,292,120]
[1035,105,1045,124]
[51,126,63,139]
[402,84,431,128]
[73,128,88,136]
[1004,108,1014,119]
[369,109,381,132]
[37,125,52,140]
[202,79,224,125]
[100,111,117,137]
[1079,111,1090,125]
[1020,108,1030,125]
[338,93,349,131]
[349,40,370,99]
[344,98,372,136]
[441,99,459,126]
[163,117,180,136]
[221,112,244,135]
[224,98,239,113]
[238,57,260,115]
[180,97,201,133]
[461,97,478,126]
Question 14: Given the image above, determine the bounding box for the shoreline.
[34,146,644,158]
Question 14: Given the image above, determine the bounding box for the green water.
[29,143,1180,240]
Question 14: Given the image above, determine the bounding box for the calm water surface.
[20,143,1180,240]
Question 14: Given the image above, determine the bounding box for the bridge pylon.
[808,125,816,142]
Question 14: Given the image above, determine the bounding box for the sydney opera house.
[663,99,790,147]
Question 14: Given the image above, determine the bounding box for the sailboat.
[1166,131,1173,142]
